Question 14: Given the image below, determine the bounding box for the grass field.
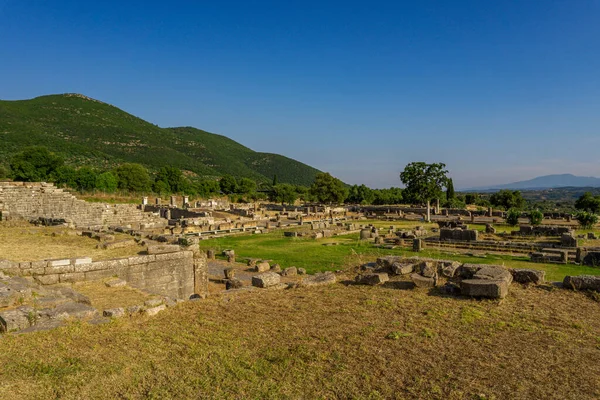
[0,223,143,262]
[1,283,599,399]
[199,221,600,282]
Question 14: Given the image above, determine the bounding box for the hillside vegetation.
[0,94,320,185]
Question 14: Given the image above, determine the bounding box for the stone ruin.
[0,244,209,334]
[0,182,165,229]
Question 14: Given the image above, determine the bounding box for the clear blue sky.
[1,0,599,189]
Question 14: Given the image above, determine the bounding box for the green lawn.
[199,224,600,282]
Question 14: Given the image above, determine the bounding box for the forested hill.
[0,93,321,185]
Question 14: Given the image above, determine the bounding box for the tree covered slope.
[0,93,321,185]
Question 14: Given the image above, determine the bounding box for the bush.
[575,211,599,229]
[527,210,544,225]
[528,210,544,226]
[506,208,521,226]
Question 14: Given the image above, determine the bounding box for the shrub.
[506,208,521,226]
[528,210,544,226]
[575,211,599,229]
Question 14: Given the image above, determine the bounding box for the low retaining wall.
[0,250,207,300]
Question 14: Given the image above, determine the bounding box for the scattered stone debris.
[251,272,281,288]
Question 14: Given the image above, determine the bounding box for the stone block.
[73,257,92,265]
[128,255,155,265]
[441,261,461,278]
[255,262,270,272]
[473,266,513,284]
[145,305,167,316]
[356,273,389,285]
[103,308,125,318]
[105,278,127,288]
[418,261,437,278]
[281,267,298,277]
[0,306,33,333]
[45,260,74,274]
[34,274,60,285]
[457,263,484,279]
[391,262,414,275]
[224,268,235,279]
[511,269,545,285]
[563,275,600,292]
[252,272,281,288]
[51,302,98,320]
[59,272,86,283]
[296,272,336,287]
[297,268,307,275]
[411,273,436,288]
[225,278,244,290]
[461,279,508,299]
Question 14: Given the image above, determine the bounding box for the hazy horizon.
[2,1,599,188]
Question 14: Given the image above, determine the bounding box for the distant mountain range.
[0,93,322,185]
[464,174,600,192]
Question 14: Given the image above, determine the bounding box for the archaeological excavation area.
[1,182,600,399]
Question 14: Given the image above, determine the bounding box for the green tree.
[272,174,278,186]
[371,187,403,205]
[270,184,298,205]
[528,210,544,226]
[155,166,185,193]
[75,167,97,191]
[346,184,375,204]
[10,146,64,182]
[575,192,600,213]
[465,193,479,205]
[446,178,455,200]
[219,175,237,194]
[238,178,257,195]
[195,180,221,198]
[490,190,525,210]
[506,208,521,226]
[294,185,311,202]
[95,171,118,193]
[400,162,449,222]
[309,172,348,204]
[575,211,599,229]
[54,165,78,188]
[115,163,151,192]
[0,164,10,179]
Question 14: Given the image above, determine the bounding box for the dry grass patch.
[0,223,143,262]
[72,281,157,310]
[0,281,599,399]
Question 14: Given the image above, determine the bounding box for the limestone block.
[563,275,600,292]
[51,302,98,320]
[296,272,336,287]
[298,268,307,275]
[473,266,513,284]
[34,274,60,285]
[391,262,414,275]
[255,262,270,272]
[224,268,235,279]
[411,273,436,288]
[105,278,127,288]
[145,305,167,316]
[252,272,281,288]
[461,279,508,299]
[59,272,86,283]
[0,306,34,333]
[103,308,125,318]
[281,267,298,277]
[511,269,545,285]
[225,278,244,290]
[356,273,389,285]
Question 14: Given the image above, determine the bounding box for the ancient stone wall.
[0,250,207,300]
[0,182,166,229]
[517,225,572,236]
[440,228,478,241]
